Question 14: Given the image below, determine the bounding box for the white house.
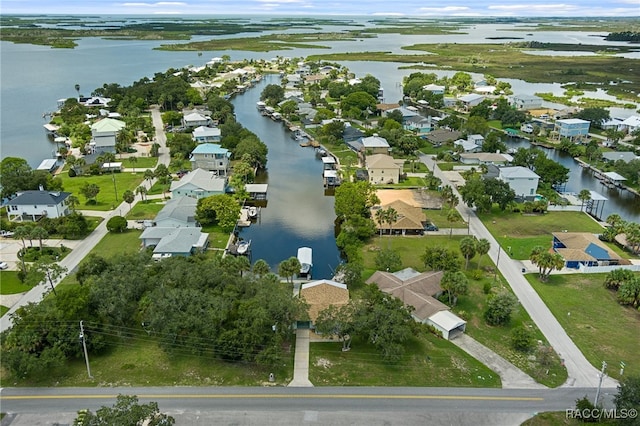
[140,227,209,259]
[511,94,543,110]
[361,134,391,154]
[458,93,484,109]
[6,190,72,221]
[190,143,231,176]
[498,166,540,198]
[170,168,227,199]
[90,117,126,154]
[620,115,640,134]
[182,112,211,128]
[423,83,445,95]
[154,196,199,228]
[192,126,221,143]
[454,138,482,153]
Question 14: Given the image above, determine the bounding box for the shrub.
[483,281,492,294]
[106,216,128,233]
[484,291,518,326]
[511,325,535,352]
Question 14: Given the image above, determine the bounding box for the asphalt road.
[0,386,618,426]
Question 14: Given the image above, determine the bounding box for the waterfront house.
[602,152,638,163]
[403,115,433,136]
[511,94,543,110]
[425,128,463,146]
[366,268,466,340]
[371,200,426,235]
[457,93,484,110]
[182,112,211,128]
[90,117,126,154]
[459,152,513,165]
[192,126,221,143]
[423,83,445,95]
[299,280,349,330]
[552,232,622,269]
[79,96,111,108]
[366,154,402,184]
[6,190,71,221]
[620,115,640,134]
[343,124,365,143]
[190,143,231,176]
[361,134,391,155]
[170,168,227,199]
[555,118,590,141]
[498,166,540,198]
[153,196,199,228]
[140,227,209,260]
[454,138,481,153]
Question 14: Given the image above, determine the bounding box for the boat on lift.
[297,247,313,277]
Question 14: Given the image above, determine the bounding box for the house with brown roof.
[299,280,349,328]
[366,268,466,340]
[372,200,426,235]
[552,232,624,269]
[366,154,402,184]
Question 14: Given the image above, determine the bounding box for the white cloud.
[488,3,579,11]
[121,1,186,7]
[418,6,471,12]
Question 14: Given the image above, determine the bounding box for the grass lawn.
[0,305,8,316]
[480,210,605,260]
[361,235,567,387]
[88,229,143,258]
[59,172,146,211]
[121,157,157,170]
[527,273,640,380]
[403,162,429,173]
[2,333,294,387]
[126,199,165,220]
[426,208,467,229]
[309,331,501,387]
[201,224,232,250]
[0,271,33,295]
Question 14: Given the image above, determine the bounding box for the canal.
[232,75,342,279]
[505,138,640,223]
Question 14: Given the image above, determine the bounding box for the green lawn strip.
[5,335,294,387]
[480,211,605,260]
[59,173,146,211]
[0,271,33,295]
[87,229,144,258]
[309,332,501,387]
[527,273,640,380]
[521,411,581,425]
[426,208,468,229]
[0,306,9,317]
[147,181,172,196]
[403,162,429,173]
[436,162,458,171]
[361,235,567,387]
[201,224,232,250]
[121,157,157,170]
[125,199,165,220]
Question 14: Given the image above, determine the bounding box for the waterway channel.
[232,75,342,279]
[505,138,640,223]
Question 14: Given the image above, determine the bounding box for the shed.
[426,310,467,340]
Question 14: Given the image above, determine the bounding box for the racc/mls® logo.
[566,408,638,421]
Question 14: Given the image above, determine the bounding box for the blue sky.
[1,0,639,17]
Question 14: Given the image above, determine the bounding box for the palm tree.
[374,208,385,239]
[135,186,148,202]
[446,209,460,239]
[67,195,80,212]
[459,236,477,270]
[384,207,399,240]
[252,259,271,278]
[129,156,138,173]
[577,189,591,212]
[74,83,80,99]
[476,238,491,269]
[625,222,640,254]
[13,226,30,273]
[123,190,135,213]
[529,246,564,282]
[30,226,49,250]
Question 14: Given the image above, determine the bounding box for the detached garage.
[427,310,467,340]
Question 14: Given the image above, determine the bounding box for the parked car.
[0,230,14,238]
[425,223,439,232]
[0,261,9,270]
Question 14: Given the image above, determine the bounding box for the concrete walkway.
[288,328,314,387]
[452,335,546,389]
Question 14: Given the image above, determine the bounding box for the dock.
[238,208,251,227]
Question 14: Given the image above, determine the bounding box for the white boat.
[256,101,266,111]
[248,206,258,218]
[297,247,313,276]
[236,240,251,255]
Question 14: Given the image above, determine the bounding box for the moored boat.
[297,246,313,277]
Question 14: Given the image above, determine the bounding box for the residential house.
[343,124,365,144]
[454,138,482,153]
[554,118,590,140]
[170,168,227,199]
[376,103,400,116]
[140,227,209,260]
[6,189,72,221]
[467,134,485,147]
[498,166,540,198]
[425,128,463,146]
[372,200,426,235]
[423,83,445,95]
[154,196,199,228]
[90,117,126,154]
[511,94,543,110]
[182,112,211,128]
[192,126,221,143]
[366,154,402,184]
[366,268,466,340]
[299,280,349,330]
[79,96,111,108]
[602,152,637,163]
[620,115,640,134]
[457,94,484,110]
[361,134,391,155]
[459,152,513,165]
[403,115,433,136]
[552,232,623,269]
[190,143,231,176]
[386,106,419,120]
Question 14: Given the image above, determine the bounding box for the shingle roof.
[91,118,126,132]
[170,168,226,193]
[499,166,540,179]
[191,143,229,155]
[8,190,71,206]
[300,280,349,323]
[361,135,390,149]
[155,196,198,225]
[366,154,400,170]
[153,228,208,254]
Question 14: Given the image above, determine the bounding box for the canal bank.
[231,75,342,279]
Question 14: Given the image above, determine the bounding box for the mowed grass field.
[527,273,640,380]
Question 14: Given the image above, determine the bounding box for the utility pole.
[594,361,607,407]
[494,245,501,282]
[79,320,93,379]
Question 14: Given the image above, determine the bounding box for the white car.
[0,230,14,238]
[0,261,9,270]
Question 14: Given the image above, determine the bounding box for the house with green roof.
[90,118,126,154]
[190,143,231,176]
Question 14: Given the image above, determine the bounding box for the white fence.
[577,264,640,274]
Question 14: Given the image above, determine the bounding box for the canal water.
[232,75,342,279]
[505,138,640,223]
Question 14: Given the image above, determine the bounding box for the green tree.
[315,303,356,352]
[67,194,80,211]
[466,115,489,136]
[446,208,460,238]
[27,257,68,296]
[0,157,33,198]
[613,375,640,425]
[75,254,109,286]
[278,256,301,284]
[196,194,241,231]
[511,325,535,352]
[30,226,49,250]
[375,248,402,272]
[106,216,128,233]
[484,291,518,326]
[73,394,175,426]
[422,246,461,272]
[578,189,591,212]
[252,259,271,278]
[618,277,640,308]
[80,182,100,203]
[334,181,379,221]
[123,189,135,212]
[135,185,148,202]
[260,84,285,106]
[440,271,469,306]
[529,246,565,282]
[459,236,477,270]
[476,238,491,270]
[603,268,636,291]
